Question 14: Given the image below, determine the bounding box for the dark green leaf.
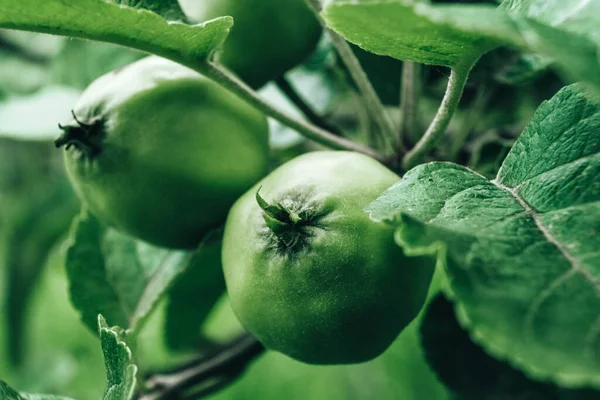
[165,229,226,351]
[366,84,600,387]
[421,293,600,400]
[64,210,192,333]
[99,315,137,400]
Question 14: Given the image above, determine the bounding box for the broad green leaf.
[323,0,600,93]
[99,315,137,400]
[110,0,187,21]
[64,211,192,334]
[0,0,232,68]
[165,229,225,350]
[323,0,500,67]
[421,294,600,400]
[0,381,75,400]
[366,84,600,387]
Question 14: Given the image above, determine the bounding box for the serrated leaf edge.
[98,315,138,400]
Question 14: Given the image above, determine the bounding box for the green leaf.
[323,0,499,67]
[99,315,137,400]
[110,0,187,21]
[165,229,225,350]
[0,0,232,67]
[0,381,76,400]
[323,0,600,93]
[366,84,600,388]
[64,210,193,334]
[421,294,600,400]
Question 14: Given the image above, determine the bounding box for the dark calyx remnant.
[256,188,320,250]
[55,110,104,157]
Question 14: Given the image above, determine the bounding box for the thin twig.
[139,334,264,400]
[402,61,476,170]
[196,60,387,163]
[274,76,344,136]
[400,62,421,149]
[179,371,243,400]
[304,0,398,152]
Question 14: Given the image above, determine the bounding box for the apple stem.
[402,60,476,170]
[196,60,389,163]
[305,0,399,154]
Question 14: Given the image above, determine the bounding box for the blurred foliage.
[0,30,143,140]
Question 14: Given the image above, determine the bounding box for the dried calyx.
[55,110,104,157]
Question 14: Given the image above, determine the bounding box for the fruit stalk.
[305,0,399,153]
[198,60,387,162]
[402,60,476,170]
[400,61,422,148]
[139,334,264,400]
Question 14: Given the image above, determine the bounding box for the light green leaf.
[0,0,232,67]
[366,84,600,387]
[64,210,192,334]
[110,0,187,21]
[323,0,600,92]
[99,315,137,400]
